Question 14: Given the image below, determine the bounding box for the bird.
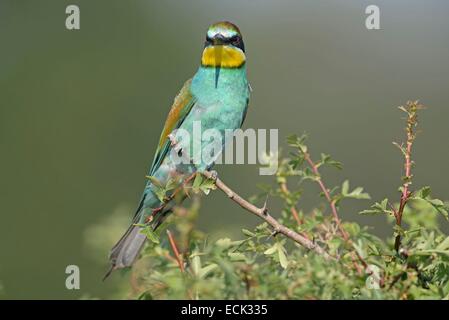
[104,21,250,279]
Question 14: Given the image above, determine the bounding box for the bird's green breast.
[151,65,249,184]
[189,65,249,129]
[163,65,250,172]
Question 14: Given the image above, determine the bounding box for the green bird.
[105,21,250,278]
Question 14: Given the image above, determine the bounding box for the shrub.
[122,101,449,300]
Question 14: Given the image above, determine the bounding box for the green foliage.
[122,102,448,300]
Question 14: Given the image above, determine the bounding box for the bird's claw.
[207,170,218,181]
[168,133,183,154]
[168,133,177,146]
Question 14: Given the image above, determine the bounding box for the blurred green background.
[1,0,448,299]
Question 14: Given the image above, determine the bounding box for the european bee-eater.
[106,21,250,277]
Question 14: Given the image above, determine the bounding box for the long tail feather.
[103,223,147,280]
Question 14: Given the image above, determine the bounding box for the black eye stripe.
[204,34,245,52]
[206,35,240,42]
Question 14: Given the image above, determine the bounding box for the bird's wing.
[149,78,196,175]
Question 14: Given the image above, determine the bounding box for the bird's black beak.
[212,34,226,45]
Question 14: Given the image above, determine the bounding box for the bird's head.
[201,21,246,87]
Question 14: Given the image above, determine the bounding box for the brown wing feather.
[149,79,195,175]
[157,79,193,150]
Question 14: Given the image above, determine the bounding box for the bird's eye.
[205,36,213,46]
[229,35,239,43]
[229,35,244,50]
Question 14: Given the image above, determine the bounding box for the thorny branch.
[166,229,185,273]
[393,100,424,252]
[150,133,334,260]
[297,147,368,274]
[299,148,349,240]
[201,171,335,260]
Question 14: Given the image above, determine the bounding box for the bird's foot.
[207,170,218,181]
[168,133,177,146]
[168,133,183,153]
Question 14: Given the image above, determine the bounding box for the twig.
[301,151,349,240]
[202,171,334,260]
[279,182,303,226]
[298,148,370,274]
[166,229,184,273]
[393,101,423,252]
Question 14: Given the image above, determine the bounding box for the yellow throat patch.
[201,46,245,68]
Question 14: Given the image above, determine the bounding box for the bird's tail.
[103,189,181,280]
[103,222,147,281]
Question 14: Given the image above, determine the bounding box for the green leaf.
[286,134,298,146]
[255,222,269,232]
[199,178,217,195]
[242,229,256,237]
[192,174,203,193]
[198,263,218,279]
[414,186,431,199]
[153,186,166,202]
[341,180,349,195]
[337,181,370,206]
[340,180,370,200]
[411,249,449,258]
[411,190,449,221]
[318,153,343,170]
[215,238,233,249]
[228,252,247,262]
[139,226,160,244]
[277,244,289,269]
[287,134,308,152]
[436,236,449,251]
[359,198,390,215]
[428,199,449,221]
[288,155,304,169]
[264,244,278,255]
[145,175,163,188]
[190,250,202,276]
[165,177,179,191]
[264,243,289,268]
[347,187,371,200]
[327,237,343,253]
[301,167,319,181]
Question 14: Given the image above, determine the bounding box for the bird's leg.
[168,132,194,165]
[168,133,182,153]
[206,169,218,181]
